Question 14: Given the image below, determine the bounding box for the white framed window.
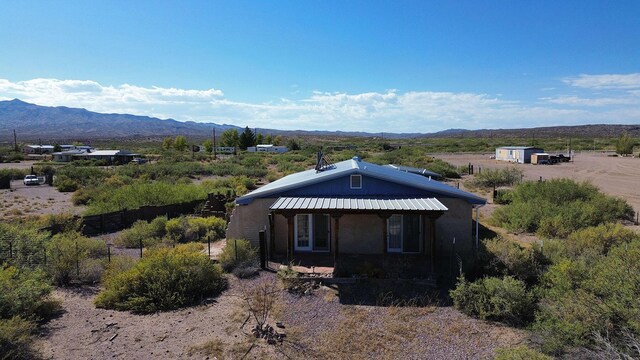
[294,214,331,252]
[350,174,362,189]
[387,214,422,253]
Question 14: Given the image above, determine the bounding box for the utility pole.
[212,128,217,160]
[13,129,17,152]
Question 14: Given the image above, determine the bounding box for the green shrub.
[0,224,50,267]
[450,276,535,326]
[218,239,257,273]
[165,216,189,243]
[0,266,59,321]
[480,237,541,284]
[46,231,107,285]
[494,346,552,360]
[491,179,633,238]
[534,239,640,355]
[42,213,81,234]
[116,217,167,248]
[472,167,523,188]
[71,187,93,205]
[564,223,639,261]
[187,216,226,241]
[95,244,226,313]
[54,175,78,192]
[0,316,37,360]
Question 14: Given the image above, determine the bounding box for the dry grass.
[188,337,226,358]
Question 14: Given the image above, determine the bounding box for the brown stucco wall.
[226,196,478,276]
[338,215,383,254]
[226,198,274,246]
[435,198,475,274]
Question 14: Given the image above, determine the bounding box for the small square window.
[350,174,362,189]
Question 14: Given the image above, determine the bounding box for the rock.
[276,322,285,328]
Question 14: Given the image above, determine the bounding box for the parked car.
[130,158,148,164]
[23,174,40,186]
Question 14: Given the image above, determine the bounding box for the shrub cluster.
[218,239,258,278]
[450,275,536,326]
[0,266,60,360]
[95,244,226,313]
[46,231,107,285]
[480,236,541,285]
[491,179,633,238]
[116,215,226,248]
[471,167,523,188]
[533,234,640,355]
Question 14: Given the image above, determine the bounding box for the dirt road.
[436,151,640,212]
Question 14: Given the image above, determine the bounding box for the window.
[350,174,362,189]
[295,214,330,251]
[387,214,421,253]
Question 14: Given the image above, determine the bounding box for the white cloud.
[0,77,638,133]
[541,95,640,107]
[563,73,640,90]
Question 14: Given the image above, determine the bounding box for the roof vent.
[352,156,360,162]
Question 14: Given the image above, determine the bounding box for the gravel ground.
[35,272,528,360]
[278,278,528,359]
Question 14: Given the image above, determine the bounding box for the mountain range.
[1,99,638,141]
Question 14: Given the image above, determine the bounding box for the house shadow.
[329,278,450,307]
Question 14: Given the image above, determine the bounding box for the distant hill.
[0,99,240,141]
[0,99,638,141]
[423,125,640,139]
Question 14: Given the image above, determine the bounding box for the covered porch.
[268,197,447,279]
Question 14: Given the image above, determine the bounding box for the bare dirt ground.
[0,180,84,220]
[36,272,527,360]
[435,151,640,212]
[0,160,40,170]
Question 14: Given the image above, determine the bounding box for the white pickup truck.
[23,175,40,186]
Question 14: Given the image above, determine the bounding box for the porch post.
[331,213,342,271]
[430,217,436,275]
[268,212,275,261]
[286,214,294,264]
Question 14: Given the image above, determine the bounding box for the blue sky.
[1,1,639,133]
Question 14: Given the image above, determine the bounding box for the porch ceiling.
[269,197,448,212]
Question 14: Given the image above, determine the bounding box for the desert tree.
[173,135,188,151]
[615,132,634,155]
[238,126,256,150]
[162,137,174,150]
[220,129,239,147]
[203,139,213,153]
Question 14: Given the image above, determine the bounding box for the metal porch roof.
[270,197,448,212]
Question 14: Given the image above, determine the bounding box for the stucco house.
[226,156,486,279]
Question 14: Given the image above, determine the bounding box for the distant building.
[74,150,139,164]
[495,146,544,164]
[22,145,55,154]
[215,146,236,154]
[52,149,86,162]
[247,144,289,153]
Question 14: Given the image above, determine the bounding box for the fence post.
[139,237,143,259]
[259,230,266,269]
[75,239,79,278]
